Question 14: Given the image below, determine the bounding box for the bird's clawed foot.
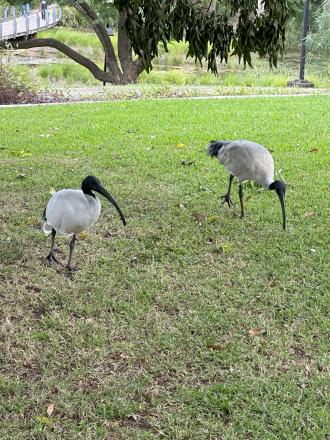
[220,194,234,208]
[46,253,59,265]
[66,264,79,274]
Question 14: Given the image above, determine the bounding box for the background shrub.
[0,62,65,104]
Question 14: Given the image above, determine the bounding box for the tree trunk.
[117,11,144,83]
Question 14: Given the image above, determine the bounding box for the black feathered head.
[207,140,228,157]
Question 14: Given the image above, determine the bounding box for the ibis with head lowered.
[207,140,286,229]
[43,175,126,271]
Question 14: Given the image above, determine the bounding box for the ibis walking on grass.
[43,175,126,271]
[207,140,286,229]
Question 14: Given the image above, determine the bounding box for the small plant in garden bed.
[0,63,67,105]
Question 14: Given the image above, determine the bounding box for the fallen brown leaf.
[310,147,319,152]
[292,346,310,359]
[304,211,315,217]
[208,343,227,351]
[176,202,186,209]
[192,212,204,224]
[305,364,312,379]
[268,272,276,287]
[248,328,267,336]
[47,403,54,417]
[269,279,276,287]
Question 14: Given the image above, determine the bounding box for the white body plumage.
[43,176,126,271]
[43,189,101,236]
[217,140,275,188]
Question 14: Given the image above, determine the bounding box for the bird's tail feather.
[207,140,228,157]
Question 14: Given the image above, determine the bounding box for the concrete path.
[1,89,328,108]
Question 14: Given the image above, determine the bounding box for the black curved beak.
[95,184,126,226]
[277,188,286,230]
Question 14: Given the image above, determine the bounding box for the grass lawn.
[0,96,329,439]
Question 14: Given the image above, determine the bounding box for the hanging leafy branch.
[1,0,289,84]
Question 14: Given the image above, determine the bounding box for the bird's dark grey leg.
[221,174,235,208]
[239,184,244,218]
[66,234,76,271]
[46,229,59,264]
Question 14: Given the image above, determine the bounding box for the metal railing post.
[37,13,40,31]
[25,15,29,39]
[46,9,49,28]
[13,16,17,38]
[0,22,2,40]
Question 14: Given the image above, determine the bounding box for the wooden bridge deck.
[0,5,61,41]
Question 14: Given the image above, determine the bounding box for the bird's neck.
[83,189,96,198]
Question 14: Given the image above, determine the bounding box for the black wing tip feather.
[207,140,227,157]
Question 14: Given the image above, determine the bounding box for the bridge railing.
[0,5,62,41]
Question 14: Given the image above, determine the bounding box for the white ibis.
[43,175,126,271]
[207,140,286,229]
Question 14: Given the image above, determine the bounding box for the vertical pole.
[46,9,49,28]
[299,0,310,81]
[103,54,106,86]
[25,15,29,39]
[0,22,2,40]
[13,16,17,38]
[37,13,40,31]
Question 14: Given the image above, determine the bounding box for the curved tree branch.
[70,0,122,81]
[0,38,121,84]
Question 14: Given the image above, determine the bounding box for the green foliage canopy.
[113,0,289,71]
[1,0,290,84]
